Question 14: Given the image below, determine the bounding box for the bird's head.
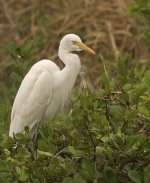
[59,34,96,55]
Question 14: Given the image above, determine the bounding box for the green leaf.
[0,172,10,178]
[5,42,18,59]
[144,165,150,183]
[80,170,92,181]
[101,136,109,142]
[101,115,109,128]
[82,160,95,174]
[123,83,132,92]
[125,135,146,150]
[74,173,86,183]
[0,160,9,172]
[144,70,150,86]
[62,177,75,183]
[80,160,95,181]
[138,105,149,116]
[20,39,34,57]
[96,146,106,154]
[38,139,49,151]
[38,150,53,157]
[103,166,116,183]
[134,84,147,101]
[1,136,13,149]
[128,170,141,183]
[110,134,124,148]
[16,166,28,181]
[68,146,86,157]
[110,105,123,121]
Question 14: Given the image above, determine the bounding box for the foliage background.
[0,0,150,182]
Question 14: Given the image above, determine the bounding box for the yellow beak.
[73,41,96,55]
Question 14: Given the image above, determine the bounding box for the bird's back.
[9,60,60,137]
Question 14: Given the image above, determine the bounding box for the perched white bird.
[9,34,96,139]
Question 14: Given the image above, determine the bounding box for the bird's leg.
[33,134,38,160]
[32,124,39,160]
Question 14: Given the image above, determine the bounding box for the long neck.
[59,47,81,65]
[58,49,81,97]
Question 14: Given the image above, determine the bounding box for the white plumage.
[9,34,95,137]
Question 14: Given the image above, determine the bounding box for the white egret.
[9,34,96,141]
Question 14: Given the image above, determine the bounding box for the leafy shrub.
[0,51,149,182]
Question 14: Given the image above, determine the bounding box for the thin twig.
[83,114,96,161]
[1,0,15,28]
[98,54,110,83]
[107,22,120,60]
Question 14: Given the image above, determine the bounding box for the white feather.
[9,34,94,137]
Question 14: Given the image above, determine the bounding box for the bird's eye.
[72,41,79,46]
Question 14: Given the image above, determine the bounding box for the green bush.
[130,0,150,43]
[0,49,150,182]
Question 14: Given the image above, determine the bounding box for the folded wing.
[9,70,52,137]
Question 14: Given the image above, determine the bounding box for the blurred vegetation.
[0,0,150,182]
[130,0,150,43]
[0,52,150,182]
[0,0,150,104]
